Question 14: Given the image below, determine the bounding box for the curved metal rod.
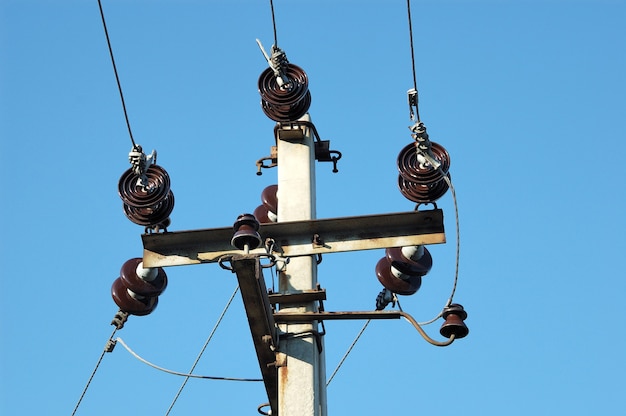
[399,311,456,347]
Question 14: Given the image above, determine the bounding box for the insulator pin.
[397,142,451,204]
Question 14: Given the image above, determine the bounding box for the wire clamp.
[375,288,397,311]
[104,338,117,353]
[256,39,291,87]
[408,88,419,121]
[128,145,157,189]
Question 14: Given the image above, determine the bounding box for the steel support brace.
[230,255,279,415]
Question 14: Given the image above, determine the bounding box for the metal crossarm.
[141,209,445,268]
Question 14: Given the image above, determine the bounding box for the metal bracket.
[273,310,456,347]
[256,146,278,175]
[273,120,342,172]
[268,288,327,306]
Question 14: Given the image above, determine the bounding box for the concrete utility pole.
[274,114,326,416]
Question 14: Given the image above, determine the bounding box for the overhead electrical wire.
[406,0,420,122]
[71,327,119,416]
[326,320,371,387]
[71,287,253,415]
[97,0,136,148]
[269,0,278,46]
[165,285,241,415]
[114,337,263,382]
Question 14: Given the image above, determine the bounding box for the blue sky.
[1,0,625,415]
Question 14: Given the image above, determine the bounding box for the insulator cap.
[397,142,451,203]
[119,258,168,297]
[231,213,262,250]
[111,277,158,316]
[258,65,311,122]
[439,303,469,339]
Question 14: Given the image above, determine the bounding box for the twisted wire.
[165,285,241,415]
[97,0,136,148]
[70,327,118,416]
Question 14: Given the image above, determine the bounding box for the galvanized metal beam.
[229,255,279,415]
[141,209,445,268]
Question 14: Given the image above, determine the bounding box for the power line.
[406,0,420,122]
[71,327,118,416]
[165,285,241,415]
[326,320,370,387]
[97,0,137,148]
[269,0,278,46]
[115,337,263,382]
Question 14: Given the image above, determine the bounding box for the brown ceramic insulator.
[258,64,311,122]
[119,257,168,298]
[118,164,175,226]
[122,190,174,226]
[397,142,450,183]
[396,141,451,203]
[253,205,272,224]
[261,91,311,122]
[385,246,433,277]
[118,165,171,208]
[375,256,422,296]
[261,184,278,215]
[398,175,449,204]
[111,277,158,316]
[439,303,469,339]
[231,213,263,250]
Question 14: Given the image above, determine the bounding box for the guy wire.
[97,0,136,148]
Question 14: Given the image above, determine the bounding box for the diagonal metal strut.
[229,255,279,416]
